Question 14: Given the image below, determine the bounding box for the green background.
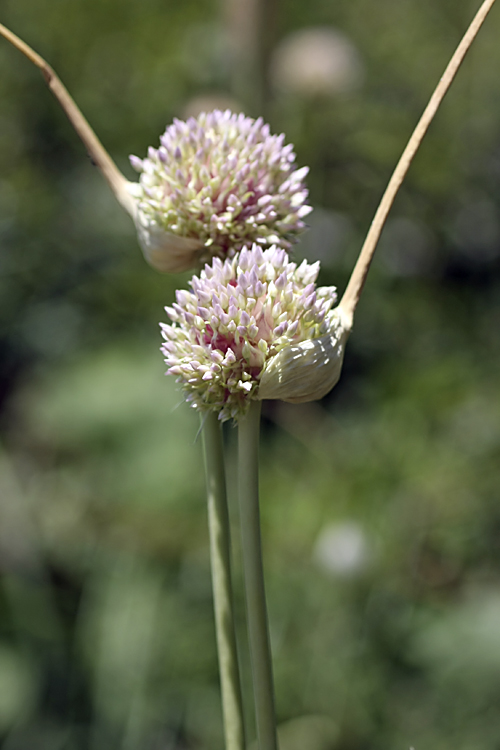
[1,0,500,748]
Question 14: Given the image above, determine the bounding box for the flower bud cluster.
[130,110,311,269]
[161,245,338,421]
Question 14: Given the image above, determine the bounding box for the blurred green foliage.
[1,0,500,748]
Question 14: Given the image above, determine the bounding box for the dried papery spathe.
[132,209,205,273]
[257,307,351,403]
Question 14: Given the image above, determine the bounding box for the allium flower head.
[161,245,350,422]
[130,110,312,273]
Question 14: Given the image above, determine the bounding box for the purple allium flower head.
[161,245,350,422]
[129,110,312,273]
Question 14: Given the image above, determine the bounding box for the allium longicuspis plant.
[129,110,312,272]
[1,5,498,749]
[161,244,351,422]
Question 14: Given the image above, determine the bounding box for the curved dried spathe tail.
[258,0,498,406]
[0,23,207,273]
[338,0,497,326]
[0,22,135,217]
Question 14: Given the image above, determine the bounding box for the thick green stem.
[201,413,245,750]
[238,401,277,750]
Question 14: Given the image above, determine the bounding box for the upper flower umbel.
[130,110,312,272]
[161,245,350,422]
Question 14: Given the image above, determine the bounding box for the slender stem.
[238,401,277,750]
[339,0,498,325]
[0,22,135,216]
[201,413,245,750]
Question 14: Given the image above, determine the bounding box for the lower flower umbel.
[161,244,350,421]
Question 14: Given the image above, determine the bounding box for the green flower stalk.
[201,413,245,750]
[237,400,276,750]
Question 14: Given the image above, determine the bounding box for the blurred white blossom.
[270,28,363,97]
[313,521,372,577]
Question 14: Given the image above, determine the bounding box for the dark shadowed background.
[1,0,500,748]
